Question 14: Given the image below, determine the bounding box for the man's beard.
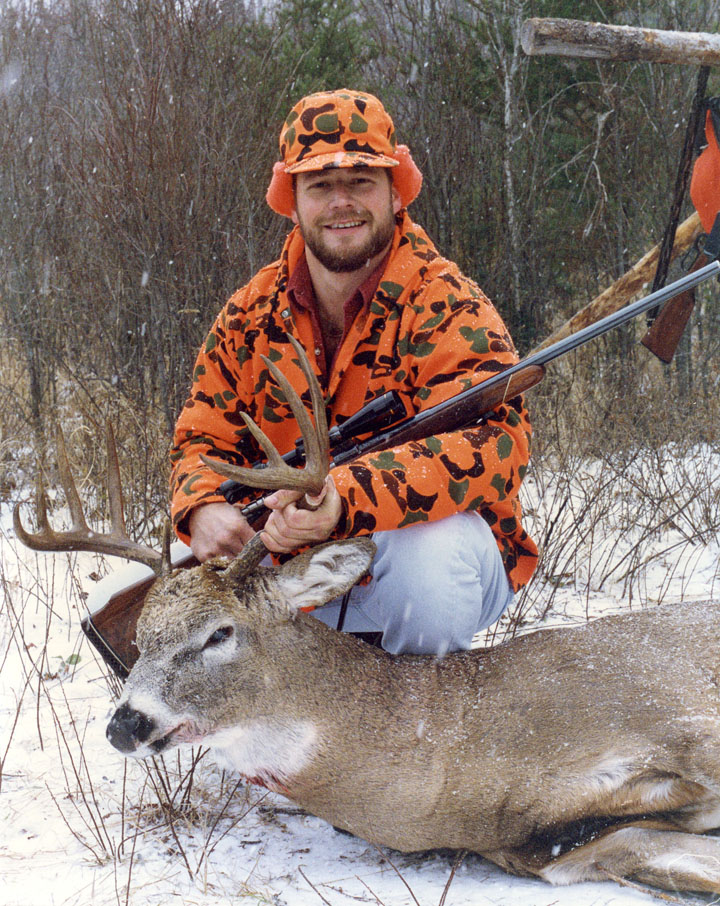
[298,206,396,273]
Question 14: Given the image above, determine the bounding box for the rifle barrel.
[335,260,720,460]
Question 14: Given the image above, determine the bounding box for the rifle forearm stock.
[332,364,546,460]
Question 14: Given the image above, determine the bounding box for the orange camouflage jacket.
[170,211,538,590]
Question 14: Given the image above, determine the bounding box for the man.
[170,89,537,655]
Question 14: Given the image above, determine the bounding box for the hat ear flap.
[266,161,295,218]
[392,145,423,208]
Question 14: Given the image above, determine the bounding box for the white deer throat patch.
[208,719,319,790]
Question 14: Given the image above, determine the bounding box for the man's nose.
[327,183,355,207]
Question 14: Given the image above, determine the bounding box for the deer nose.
[106,702,156,753]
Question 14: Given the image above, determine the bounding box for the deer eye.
[203,626,234,649]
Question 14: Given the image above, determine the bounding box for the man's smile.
[293,168,399,272]
[326,220,366,230]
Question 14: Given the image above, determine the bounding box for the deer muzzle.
[106,702,162,754]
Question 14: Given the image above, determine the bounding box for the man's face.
[291,167,402,273]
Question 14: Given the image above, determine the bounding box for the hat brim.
[285,151,399,174]
[267,144,422,218]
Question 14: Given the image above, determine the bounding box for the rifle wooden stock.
[641,254,706,363]
[377,365,546,448]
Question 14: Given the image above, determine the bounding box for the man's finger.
[264,488,304,509]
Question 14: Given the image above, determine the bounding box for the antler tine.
[13,423,164,574]
[56,423,92,536]
[160,519,174,576]
[223,532,269,579]
[201,335,330,497]
[285,334,329,482]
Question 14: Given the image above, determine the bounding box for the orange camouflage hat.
[266,89,423,218]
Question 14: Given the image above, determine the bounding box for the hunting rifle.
[221,258,720,516]
[81,259,720,677]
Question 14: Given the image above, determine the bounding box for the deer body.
[106,541,720,891]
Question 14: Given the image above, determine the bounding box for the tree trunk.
[533,212,703,352]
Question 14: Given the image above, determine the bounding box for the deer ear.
[275,539,376,612]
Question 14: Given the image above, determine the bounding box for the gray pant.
[312,512,514,656]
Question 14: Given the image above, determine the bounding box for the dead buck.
[14,338,720,896]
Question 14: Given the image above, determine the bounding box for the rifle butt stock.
[641,254,706,363]
[640,291,696,363]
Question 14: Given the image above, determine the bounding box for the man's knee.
[366,513,514,654]
[371,512,504,591]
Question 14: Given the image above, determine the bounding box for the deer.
[13,336,720,896]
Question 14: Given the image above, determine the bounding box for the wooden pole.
[532,212,703,352]
[521,18,720,67]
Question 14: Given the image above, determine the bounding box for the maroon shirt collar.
[287,250,389,374]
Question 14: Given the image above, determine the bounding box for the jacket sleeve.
[169,295,260,543]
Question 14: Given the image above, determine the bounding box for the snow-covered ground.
[2,448,720,906]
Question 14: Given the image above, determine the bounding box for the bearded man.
[170,89,537,655]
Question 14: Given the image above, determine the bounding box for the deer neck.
[208,616,413,791]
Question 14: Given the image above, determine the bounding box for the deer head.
[13,336,375,761]
[106,537,374,758]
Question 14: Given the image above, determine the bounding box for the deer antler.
[200,334,330,498]
[13,422,169,575]
[200,335,331,575]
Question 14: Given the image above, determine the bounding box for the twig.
[355,876,387,904]
[438,850,467,906]
[50,681,116,856]
[45,781,109,864]
[0,665,35,793]
[43,681,116,859]
[144,757,194,880]
[120,760,128,859]
[123,773,149,906]
[298,866,335,905]
[177,746,207,812]
[195,782,268,873]
[371,844,422,906]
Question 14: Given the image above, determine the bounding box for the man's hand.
[261,476,343,553]
[188,502,256,562]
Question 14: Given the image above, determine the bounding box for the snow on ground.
[2,451,720,906]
